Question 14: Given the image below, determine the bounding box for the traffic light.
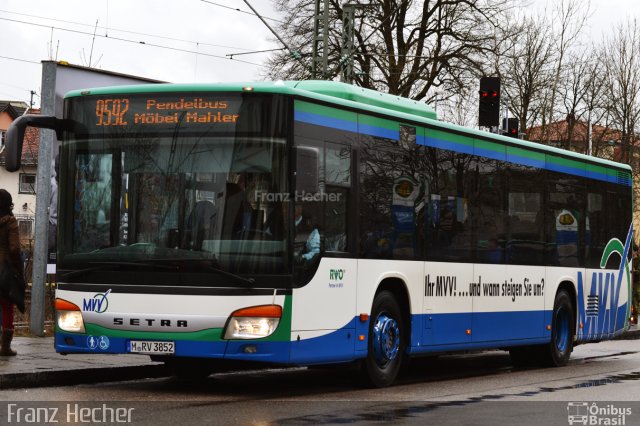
[479,77,500,127]
[502,117,519,138]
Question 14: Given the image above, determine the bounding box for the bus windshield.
[59,93,290,276]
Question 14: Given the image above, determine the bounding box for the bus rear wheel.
[542,290,574,367]
[361,291,405,387]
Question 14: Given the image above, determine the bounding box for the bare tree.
[600,19,640,167]
[540,0,591,139]
[553,50,603,152]
[265,0,516,103]
[494,14,555,136]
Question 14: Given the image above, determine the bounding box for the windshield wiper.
[164,258,256,287]
[203,265,256,287]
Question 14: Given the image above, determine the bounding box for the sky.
[0,0,280,107]
[1,0,639,109]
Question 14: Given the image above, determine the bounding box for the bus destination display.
[94,97,240,127]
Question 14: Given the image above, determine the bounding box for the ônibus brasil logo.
[82,289,111,313]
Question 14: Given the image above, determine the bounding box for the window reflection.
[67,137,289,274]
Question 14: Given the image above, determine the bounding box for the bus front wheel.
[361,291,405,387]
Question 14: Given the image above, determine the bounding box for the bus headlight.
[224,305,282,340]
[55,299,86,333]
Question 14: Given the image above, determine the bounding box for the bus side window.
[293,141,351,281]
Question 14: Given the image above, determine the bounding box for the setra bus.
[5,80,633,387]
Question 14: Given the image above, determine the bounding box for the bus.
[5,80,633,387]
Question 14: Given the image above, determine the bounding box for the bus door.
[422,149,474,346]
[423,262,473,346]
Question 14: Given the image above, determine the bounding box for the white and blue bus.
[6,81,633,387]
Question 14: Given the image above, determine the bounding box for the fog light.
[243,345,257,354]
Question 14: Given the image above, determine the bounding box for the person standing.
[0,189,24,356]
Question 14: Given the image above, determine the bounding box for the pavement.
[1,325,639,390]
[0,336,170,390]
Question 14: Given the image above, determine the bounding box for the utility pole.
[30,62,55,336]
[312,0,329,79]
[340,3,355,83]
[340,3,375,84]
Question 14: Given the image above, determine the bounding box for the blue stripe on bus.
[425,310,547,345]
[56,307,625,362]
[55,333,229,357]
[296,115,629,186]
[587,171,616,184]
[505,153,546,169]
[358,123,399,140]
[224,340,291,363]
[474,147,506,161]
[546,161,587,178]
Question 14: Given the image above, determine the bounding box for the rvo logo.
[329,269,345,280]
[82,289,111,313]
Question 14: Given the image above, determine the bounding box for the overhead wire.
[200,0,283,24]
[0,16,268,68]
[0,54,40,64]
[0,8,255,52]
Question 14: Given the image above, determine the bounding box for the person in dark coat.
[0,189,24,356]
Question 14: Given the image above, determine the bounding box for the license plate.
[129,340,175,355]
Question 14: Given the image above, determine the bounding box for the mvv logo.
[82,289,112,313]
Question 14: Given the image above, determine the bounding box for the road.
[1,340,639,425]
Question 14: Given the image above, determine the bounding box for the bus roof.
[65,80,631,174]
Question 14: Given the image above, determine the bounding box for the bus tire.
[542,290,574,367]
[361,290,405,387]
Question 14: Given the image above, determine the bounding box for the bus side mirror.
[4,114,63,172]
[294,146,319,195]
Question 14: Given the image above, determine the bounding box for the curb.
[0,364,171,390]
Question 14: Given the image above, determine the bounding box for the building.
[525,118,640,162]
[527,118,640,243]
[0,101,38,246]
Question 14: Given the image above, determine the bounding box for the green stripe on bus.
[584,163,610,176]
[546,154,586,171]
[506,146,545,162]
[266,293,292,342]
[358,114,398,131]
[430,128,474,148]
[295,100,357,122]
[84,324,223,341]
[83,294,293,343]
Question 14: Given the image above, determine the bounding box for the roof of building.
[0,101,20,120]
[527,119,639,145]
[21,109,40,165]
